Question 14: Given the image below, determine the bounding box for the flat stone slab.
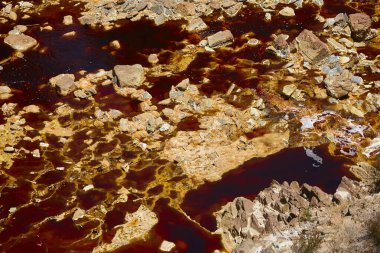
[4,34,37,52]
[207,30,234,48]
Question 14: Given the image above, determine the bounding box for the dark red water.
[181,145,354,232]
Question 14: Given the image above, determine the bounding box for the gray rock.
[295,29,330,64]
[113,64,145,88]
[4,34,37,52]
[207,30,234,48]
[49,74,76,96]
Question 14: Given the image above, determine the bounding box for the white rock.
[279,7,295,17]
[83,184,94,191]
[159,240,176,252]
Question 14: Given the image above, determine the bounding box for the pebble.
[83,184,94,191]
[159,240,175,252]
[4,146,15,153]
[32,149,40,158]
[279,7,295,17]
[40,142,49,148]
[63,15,73,25]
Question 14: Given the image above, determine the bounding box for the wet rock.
[63,15,73,25]
[4,146,15,153]
[324,69,354,99]
[74,89,96,99]
[49,74,76,96]
[279,7,295,17]
[23,105,40,114]
[113,64,145,88]
[282,84,297,97]
[207,30,234,48]
[0,86,12,99]
[110,40,121,50]
[348,13,371,41]
[4,34,37,52]
[148,54,159,64]
[187,17,208,31]
[159,240,175,252]
[1,103,17,116]
[295,29,330,64]
[119,118,129,132]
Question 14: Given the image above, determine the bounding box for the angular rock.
[295,29,330,64]
[279,7,295,17]
[63,15,73,25]
[4,34,37,52]
[282,84,297,97]
[187,17,208,32]
[113,64,145,88]
[324,69,354,99]
[348,13,371,41]
[207,30,234,48]
[49,74,76,96]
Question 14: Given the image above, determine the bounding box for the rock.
[0,86,12,99]
[148,54,159,64]
[49,74,76,96]
[23,105,40,113]
[312,0,324,7]
[74,89,94,99]
[273,34,289,51]
[279,7,295,17]
[324,69,354,98]
[295,29,330,64]
[282,84,297,97]
[109,109,122,119]
[4,34,37,52]
[63,15,73,25]
[159,240,175,252]
[32,149,40,158]
[113,64,145,88]
[119,118,129,132]
[187,17,208,31]
[4,146,15,153]
[349,13,371,41]
[110,40,121,50]
[207,30,234,48]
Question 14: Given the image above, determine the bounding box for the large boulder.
[207,30,234,48]
[113,64,145,88]
[49,74,76,96]
[348,13,371,41]
[4,34,37,51]
[324,69,354,99]
[295,29,330,64]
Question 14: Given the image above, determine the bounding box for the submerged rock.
[4,33,37,51]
